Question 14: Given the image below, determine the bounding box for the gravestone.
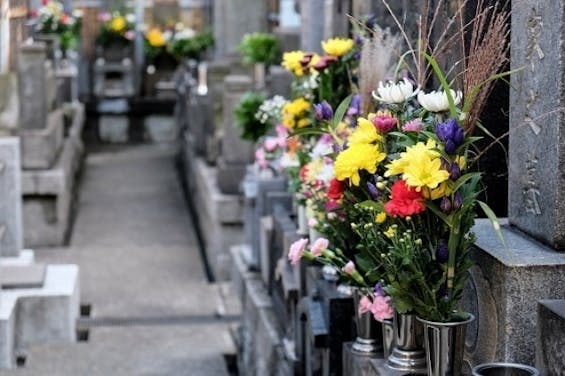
[17,43,48,130]
[213,0,267,59]
[535,300,565,374]
[300,0,325,53]
[0,138,23,257]
[323,0,351,39]
[508,0,565,250]
[267,65,293,99]
[216,75,255,194]
[0,73,19,132]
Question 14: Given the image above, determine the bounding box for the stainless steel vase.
[472,362,539,376]
[382,318,395,360]
[351,289,383,354]
[418,313,475,376]
[386,312,427,373]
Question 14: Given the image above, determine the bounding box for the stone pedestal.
[463,220,565,367]
[267,65,293,99]
[216,75,255,194]
[19,109,64,169]
[536,300,565,374]
[97,99,130,144]
[0,73,19,132]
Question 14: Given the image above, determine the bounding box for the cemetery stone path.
[0,143,235,376]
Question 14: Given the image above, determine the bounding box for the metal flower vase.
[472,362,539,376]
[351,289,383,354]
[418,313,475,376]
[382,318,395,360]
[386,312,427,373]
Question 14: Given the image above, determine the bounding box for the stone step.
[0,264,79,369]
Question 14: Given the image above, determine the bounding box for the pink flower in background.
[288,238,309,265]
[264,137,279,152]
[255,148,268,169]
[310,238,329,257]
[358,296,373,314]
[370,295,394,322]
[402,118,424,132]
[308,218,318,228]
[98,12,111,22]
[124,30,135,40]
[342,261,356,274]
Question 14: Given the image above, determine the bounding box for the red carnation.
[327,178,346,200]
[384,180,426,217]
[299,165,309,182]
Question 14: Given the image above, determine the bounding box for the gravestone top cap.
[224,75,253,91]
[20,42,47,54]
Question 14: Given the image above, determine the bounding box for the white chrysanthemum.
[417,89,462,112]
[372,78,419,104]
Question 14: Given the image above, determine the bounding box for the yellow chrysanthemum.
[385,139,441,177]
[297,118,310,128]
[402,155,450,190]
[334,143,386,186]
[422,181,452,200]
[146,28,166,47]
[284,97,310,115]
[375,212,387,224]
[110,16,126,32]
[349,117,382,145]
[384,226,396,239]
[282,51,305,76]
[282,97,311,129]
[321,38,355,57]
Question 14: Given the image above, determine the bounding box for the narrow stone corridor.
[0,143,235,376]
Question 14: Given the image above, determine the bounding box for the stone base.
[368,357,424,375]
[19,109,64,169]
[144,115,177,143]
[216,158,248,195]
[21,132,83,247]
[230,246,292,376]
[0,252,79,369]
[99,115,129,143]
[536,300,565,374]
[462,219,565,367]
[184,154,244,280]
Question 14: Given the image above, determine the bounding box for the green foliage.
[234,91,268,142]
[237,33,280,65]
[168,29,214,61]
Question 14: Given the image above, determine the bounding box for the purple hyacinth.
[440,197,452,214]
[436,241,449,263]
[449,162,461,180]
[453,191,463,210]
[436,118,464,154]
[314,100,334,121]
[347,94,361,117]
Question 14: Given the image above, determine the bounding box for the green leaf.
[331,95,353,129]
[477,200,507,249]
[289,127,328,137]
[451,172,482,193]
[425,201,452,227]
[423,53,458,119]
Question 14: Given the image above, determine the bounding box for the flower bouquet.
[168,27,214,61]
[32,0,82,53]
[96,11,135,48]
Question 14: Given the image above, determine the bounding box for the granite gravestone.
[17,43,48,130]
[300,0,325,53]
[0,138,23,257]
[216,75,255,194]
[535,300,565,374]
[323,0,351,40]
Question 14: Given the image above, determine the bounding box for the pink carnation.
[310,238,329,257]
[264,137,279,152]
[288,238,309,265]
[308,218,318,228]
[255,147,268,168]
[372,113,397,132]
[370,295,394,322]
[342,261,356,275]
[358,295,373,314]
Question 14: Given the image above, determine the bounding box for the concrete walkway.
[1,144,235,376]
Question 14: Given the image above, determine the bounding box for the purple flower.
[314,100,334,121]
[440,197,452,214]
[436,241,449,263]
[449,162,461,180]
[436,118,464,154]
[374,282,385,297]
[453,191,463,210]
[367,182,380,199]
[347,94,361,117]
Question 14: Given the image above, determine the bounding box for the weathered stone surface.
[274,27,301,55]
[187,92,214,156]
[99,116,129,144]
[300,0,325,53]
[17,43,48,130]
[462,219,565,367]
[267,65,293,99]
[213,0,268,59]
[536,300,565,375]
[0,73,19,132]
[0,137,23,257]
[19,109,64,169]
[143,115,177,143]
[508,0,565,249]
[323,0,351,39]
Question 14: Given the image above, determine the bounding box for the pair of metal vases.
[352,290,475,375]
